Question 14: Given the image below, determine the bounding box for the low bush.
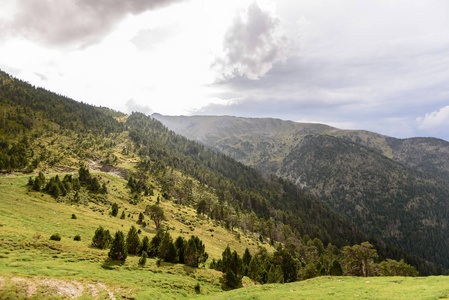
[50,233,61,241]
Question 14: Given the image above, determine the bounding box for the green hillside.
[0,70,445,298]
[153,114,449,270]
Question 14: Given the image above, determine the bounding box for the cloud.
[4,0,186,47]
[131,25,179,51]
[212,2,290,80]
[417,106,449,129]
[125,99,153,115]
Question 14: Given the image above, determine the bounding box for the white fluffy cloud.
[417,106,449,129]
[212,2,290,80]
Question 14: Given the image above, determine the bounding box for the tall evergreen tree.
[175,236,186,264]
[158,232,177,263]
[108,231,127,261]
[140,236,150,255]
[126,225,141,255]
[328,259,343,276]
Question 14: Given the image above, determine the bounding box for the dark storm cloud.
[212,2,289,80]
[5,0,186,47]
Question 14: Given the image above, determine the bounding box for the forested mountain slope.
[0,69,443,280]
[153,114,449,269]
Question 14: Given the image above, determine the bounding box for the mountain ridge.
[153,113,449,269]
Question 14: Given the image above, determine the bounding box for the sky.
[1,0,449,141]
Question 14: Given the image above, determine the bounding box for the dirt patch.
[89,161,127,179]
[39,278,84,299]
[5,276,118,299]
[97,282,116,300]
[0,276,5,289]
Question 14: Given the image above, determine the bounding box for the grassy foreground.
[199,276,449,300]
[0,174,260,299]
[1,174,449,299]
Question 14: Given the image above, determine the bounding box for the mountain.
[0,69,445,298]
[153,114,449,269]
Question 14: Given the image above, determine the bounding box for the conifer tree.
[92,226,112,249]
[108,231,127,261]
[111,203,119,217]
[175,236,186,264]
[148,229,165,257]
[329,259,343,276]
[140,236,150,255]
[158,232,177,263]
[267,264,284,283]
[126,225,141,255]
[139,251,148,267]
[243,248,252,267]
[225,270,239,289]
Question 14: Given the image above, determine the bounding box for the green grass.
[2,175,449,299]
[0,175,266,299]
[198,276,449,300]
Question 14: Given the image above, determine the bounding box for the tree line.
[91,225,208,268]
[212,241,417,290]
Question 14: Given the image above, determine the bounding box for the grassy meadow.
[197,276,449,300]
[0,174,263,299]
[1,174,449,299]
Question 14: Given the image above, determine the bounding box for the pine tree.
[267,264,284,283]
[111,203,119,217]
[148,229,164,257]
[139,251,148,267]
[175,236,186,264]
[140,236,150,255]
[137,212,144,224]
[225,269,239,289]
[158,232,177,263]
[92,226,111,249]
[243,248,252,267]
[184,236,208,267]
[329,259,343,276]
[126,225,141,255]
[108,231,127,261]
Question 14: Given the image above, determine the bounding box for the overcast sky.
[1,0,449,141]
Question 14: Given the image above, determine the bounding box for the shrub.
[74,234,81,241]
[50,233,61,241]
[139,251,148,266]
[111,203,119,217]
[71,214,77,219]
[194,283,201,294]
